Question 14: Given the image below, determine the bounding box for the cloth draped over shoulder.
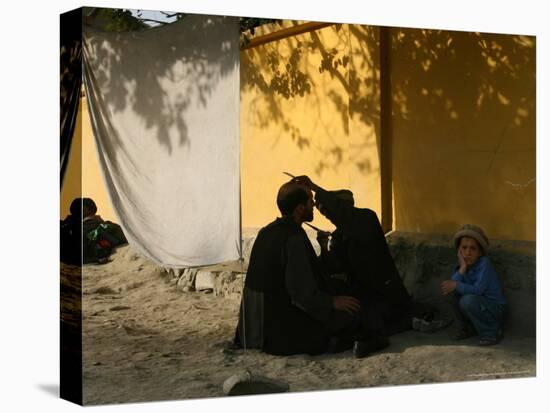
[82,15,241,267]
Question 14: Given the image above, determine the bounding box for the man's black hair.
[277,183,309,216]
[69,197,98,218]
[82,198,98,215]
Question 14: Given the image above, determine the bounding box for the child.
[440,224,507,346]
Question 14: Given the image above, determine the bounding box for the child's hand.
[457,250,467,274]
[440,280,457,296]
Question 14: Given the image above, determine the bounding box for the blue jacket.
[451,256,507,305]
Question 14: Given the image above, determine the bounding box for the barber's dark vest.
[343,209,411,309]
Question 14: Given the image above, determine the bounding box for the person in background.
[441,224,507,346]
[61,197,127,265]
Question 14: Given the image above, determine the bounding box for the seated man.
[234,181,388,357]
[293,176,414,337]
[61,197,127,265]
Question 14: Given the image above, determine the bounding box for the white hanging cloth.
[83,15,241,267]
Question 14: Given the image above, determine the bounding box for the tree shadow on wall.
[389,29,535,139]
[387,29,535,231]
[83,14,239,165]
[241,22,384,178]
[240,22,535,203]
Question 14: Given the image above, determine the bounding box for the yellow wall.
[60,97,117,222]
[390,29,536,241]
[240,22,382,231]
[63,23,535,242]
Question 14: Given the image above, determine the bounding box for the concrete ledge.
[166,229,536,337]
[166,262,247,301]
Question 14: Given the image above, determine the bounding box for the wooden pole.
[241,22,334,50]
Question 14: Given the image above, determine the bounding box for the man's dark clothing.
[60,215,82,265]
[316,189,412,333]
[234,216,360,355]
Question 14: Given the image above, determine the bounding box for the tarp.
[82,15,241,267]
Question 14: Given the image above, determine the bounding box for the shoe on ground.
[412,317,422,331]
[479,334,501,346]
[478,337,498,346]
[418,318,453,333]
[353,336,389,359]
[450,328,476,341]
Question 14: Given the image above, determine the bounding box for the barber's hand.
[316,230,331,252]
[333,295,361,315]
[292,175,319,192]
[440,280,457,296]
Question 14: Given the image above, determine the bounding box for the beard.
[303,209,314,222]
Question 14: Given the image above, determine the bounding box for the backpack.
[84,222,127,264]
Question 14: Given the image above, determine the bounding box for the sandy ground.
[73,246,536,405]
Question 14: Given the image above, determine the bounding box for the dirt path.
[77,247,535,405]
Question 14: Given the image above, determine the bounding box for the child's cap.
[453,224,489,254]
